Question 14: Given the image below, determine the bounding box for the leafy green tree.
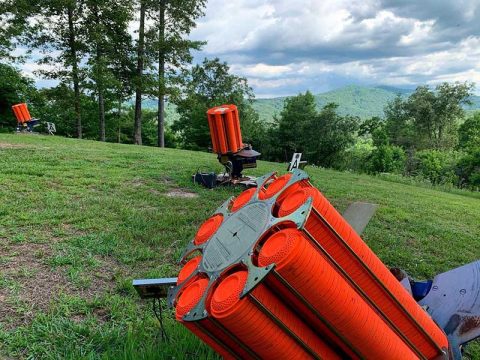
[457,148,480,188]
[29,0,87,138]
[0,0,40,60]
[367,145,406,174]
[357,115,406,174]
[270,94,360,167]
[303,103,360,167]
[359,116,382,138]
[83,0,133,141]
[384,95,415,148]
[276,91,316,158]
[145,0,206,147]
[458,112,480,152]
[385,82,473,150]
[35,83,99,138]
[172,58,256,150]
[412,150,459,185]
[0,63,38,129]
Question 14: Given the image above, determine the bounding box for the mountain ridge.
[253,84,480,122]
[139,84,480,123]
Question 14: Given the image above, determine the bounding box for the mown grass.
[0,134,479,359]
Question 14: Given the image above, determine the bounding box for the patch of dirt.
[92,307,111,323]
[160,176,176,186]
[60,223,87,237]
[0,241,123,330]
[165,189,199,198]
[130,177,146,187]
[0,143,28,149]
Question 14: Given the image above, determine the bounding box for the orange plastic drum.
[12,104,25,123]
[277,187,449,358]
[176,279,236,359]
[258,173,309,204]
[194,214,223,245]
[210,270,340,360]
[258,229,418,360]
[207,105,244,155]
[177,255,202,284]
[231,188,257,212]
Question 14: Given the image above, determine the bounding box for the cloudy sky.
[23,0,480,98]
[187,0,480,97]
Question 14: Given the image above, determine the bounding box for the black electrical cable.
[152,297,168,342]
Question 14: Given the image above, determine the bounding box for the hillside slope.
[253,85,480,122]
[145,85,480,124]
[253,85,403,122]
[0,134,479,359]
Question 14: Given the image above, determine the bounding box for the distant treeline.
[0,0,207,146]
[0,1,478,190]
[257,86,480,190]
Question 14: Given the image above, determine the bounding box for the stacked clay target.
[11,103,32,124]
[169,169,449,359]
[207,105,243,154]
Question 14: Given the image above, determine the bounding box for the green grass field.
[0,134,479,359]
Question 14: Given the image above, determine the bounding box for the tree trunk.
[67,6,82,139]
[117,97,122,143]
[94,8,106,142]
[134,1,146,145]
[157,0,166,148]
[98,90,105,141]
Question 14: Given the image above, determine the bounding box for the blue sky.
[21,0,480,98]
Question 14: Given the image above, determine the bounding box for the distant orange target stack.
[171,169,449,359]
[207,105,243,154]
[12,103,32,124]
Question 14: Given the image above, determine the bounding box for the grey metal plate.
[202,202,270,273]
[133,278,178,299]
[342,202,378,235]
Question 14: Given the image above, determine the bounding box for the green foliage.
[385,82,474,150]
[412,150,460,186]
[307,104,360,167]
[118,107,178,147]
[276,91,317,156]
[368,145,406,174]
[340,139,374,173]
[456,148,480,189]
[172,58,258,150]
[0,0,39,60]
[0,134,479,358]
[271,94,360,167]
[0,63,38,128]
[35,84,96,138]
[384,95,416,148]
[458,112,480,151]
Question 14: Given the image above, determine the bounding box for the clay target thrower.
[169,169,450,359]
[11,103,40,132]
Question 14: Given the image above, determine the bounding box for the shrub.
[340,139,374,172]
[367,144,406,174]
[456,147,480,189]
[412,150,459,185]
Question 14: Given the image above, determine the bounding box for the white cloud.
[14,0,480,95]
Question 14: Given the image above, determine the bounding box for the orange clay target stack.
[11,103,40,133]
[134,169,480,359]
[194,104,261,188]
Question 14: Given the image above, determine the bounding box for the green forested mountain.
[254,85,409,121]
[141,84,480,124]
[252,85,480,122]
